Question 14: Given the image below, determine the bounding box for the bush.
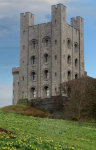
[30,101,35,107]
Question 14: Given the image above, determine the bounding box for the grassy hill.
[0,104,96,150]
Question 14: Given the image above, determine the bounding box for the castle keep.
[12,3,87,105]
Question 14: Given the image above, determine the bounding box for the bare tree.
[59,76,95,125]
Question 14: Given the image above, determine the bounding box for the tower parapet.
[71,16,84,31]
[12,67,19,75]
[71,16,84,78]
[20,12,34,27]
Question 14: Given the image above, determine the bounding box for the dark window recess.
[46,40,49,47]
[68,71,71,80]
[44,70,49,79]
[33,42,36,49]
[23,45,25,49]
[55,40,57,44]
[68,55,71,64]
[45,54,48,63]
[31,72,36,81]
[23,30,25,34]
[55,88,57,92]
[44,86,49,97]
[31,56,36,65]
[75,74,78,79]
[55,55,57,60]
[75,59,78,68]
[55,72,57,77]
[31,87,36,98]
[55,20,57,24]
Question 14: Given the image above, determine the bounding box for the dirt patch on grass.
[0,127,15,134]
[0,127,16,139]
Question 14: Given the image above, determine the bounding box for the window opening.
[31,87,36,98]
[67,39,71,49]
[75,59,78,68]
[46,40,49,47]
[23,45,25,49]
[44,70,49,79]
[68,40,70,44]
[55,55,57,60]
[75,74,78,79]
[44,86,49,97]
[68,55,71,64]
[68,71,71,80]
[55,40,57,44]
[55,20,57,24]
[45,54,48,63]
[31,56,35,65]
[55,88,57,92]
[33,42,36,49]
[31,72,36,81]
[23,30,25,34]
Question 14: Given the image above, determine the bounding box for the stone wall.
[12,3,86,106]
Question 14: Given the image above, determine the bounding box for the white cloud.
[0,84,12,108]
[0,0,95,19]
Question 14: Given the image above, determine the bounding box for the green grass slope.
[0,105,96,150]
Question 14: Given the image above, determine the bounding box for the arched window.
[55,87,57,93]
[55,40,57,44]
[75,59,78,68]
[68,40,70,44]
[42,36,51,47]
[46,39,49,47]
[67,38,71,49]
[55,55,57,60]
[75,73,78,79]
[55,72,57,77]
[44,86,49,97]
[75,43,77,49]
[31,72,36,81]
[31,87,36,98]
[68,71,71,80]
[44,54,48,63]
[74,42,78,52]
[67,55,71,64]
[30,39,38,49]
[33,42,36,49]
[44,70,49,79]
[31,56,35,65]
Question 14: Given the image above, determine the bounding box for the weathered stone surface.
[12,3,86,106]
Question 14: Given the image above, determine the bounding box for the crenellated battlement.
[12,67,19,75]
[51,3,66,10]
[20,12,34,27]
[20,12,34,18]
[71,16,84,30]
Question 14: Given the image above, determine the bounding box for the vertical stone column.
[71,16,84,77]
[19,12,34,99]
[51,4,61,96]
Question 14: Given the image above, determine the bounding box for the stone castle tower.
[12,3,87,105]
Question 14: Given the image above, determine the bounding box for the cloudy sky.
[0,0,96,108]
